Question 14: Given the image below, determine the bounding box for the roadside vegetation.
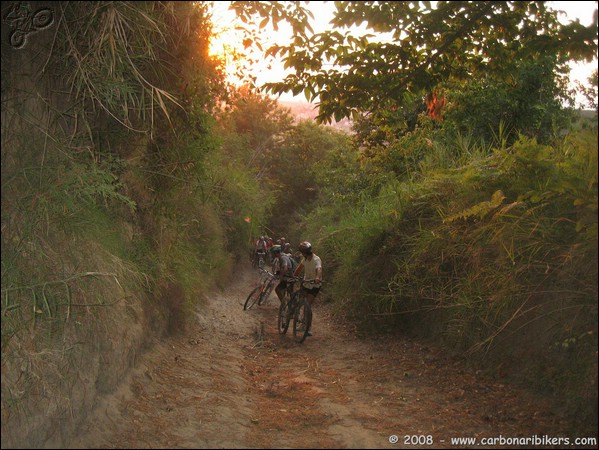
[1,1,596,447]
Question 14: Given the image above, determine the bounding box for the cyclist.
[271,245,281,274]
[253,235,267,266]
[270,245,297,304]
[264,235,274,265]
[293,241,322,336]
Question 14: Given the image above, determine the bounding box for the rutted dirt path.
[68,269,591,449]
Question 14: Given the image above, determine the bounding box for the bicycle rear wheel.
[293,297,312,343]
[278,299,292,334]
[244,286,262,310]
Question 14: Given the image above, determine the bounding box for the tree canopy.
[232,1,598,123]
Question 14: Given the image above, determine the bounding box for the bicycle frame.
[244,269,275,310]
[258,270,276,306]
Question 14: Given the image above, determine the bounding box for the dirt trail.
[68,269,589,449]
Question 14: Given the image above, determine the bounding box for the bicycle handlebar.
[259,267,275,278]
[285,276,323,284]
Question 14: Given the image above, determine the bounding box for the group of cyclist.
[251,235,293,265]
[250,235,323,337]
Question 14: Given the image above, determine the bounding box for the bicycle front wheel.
[293,298,312,343]
[278,299,292,334]
[258,279,274,306]
[244,286,261,310]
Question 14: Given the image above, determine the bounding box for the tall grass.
[54,2,183,134]
[312,128,597,431]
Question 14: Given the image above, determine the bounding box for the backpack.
[281,254,297,276]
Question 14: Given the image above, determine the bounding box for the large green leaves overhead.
[232,1,598,123]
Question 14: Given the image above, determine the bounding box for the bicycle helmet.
[298,241,312,255]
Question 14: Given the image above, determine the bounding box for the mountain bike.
[277,277,318,344]
[244,268,276,310]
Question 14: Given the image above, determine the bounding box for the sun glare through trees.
[208,1,596,106]
[208,1,295,90]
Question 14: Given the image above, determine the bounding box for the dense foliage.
[234,1,597,123]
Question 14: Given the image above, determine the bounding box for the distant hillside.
[279,102,597,133]
[278,100,353,133]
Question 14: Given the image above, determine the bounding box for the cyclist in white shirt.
[293,241,322,337]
